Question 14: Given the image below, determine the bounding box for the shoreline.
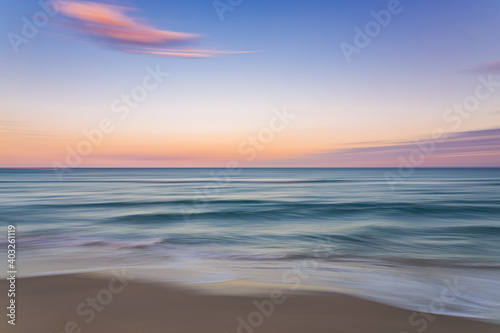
[7,264,500,322]
[1,272,499,333]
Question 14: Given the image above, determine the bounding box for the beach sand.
[2,273,498,333]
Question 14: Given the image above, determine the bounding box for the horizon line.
[1,167,500,170]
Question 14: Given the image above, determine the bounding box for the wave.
[263,252,500,268]
[97,201,500,224]
[9,232,500,267]
[23,199,290,209]
[9,235,166,249]
[0,178,356,184]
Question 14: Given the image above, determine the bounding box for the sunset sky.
[1,0,500,167]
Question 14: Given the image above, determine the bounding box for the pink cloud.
[131,48,255,58]
[58,1,245,58]
[60,2,136,28]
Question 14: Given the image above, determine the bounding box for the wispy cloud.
[0,120,54,138]
[464,61,500,74]
[87,153,231,167]
[276,128,500,167]
[58,1,248,58]
[81,128,500,167]
[91,153,202,161]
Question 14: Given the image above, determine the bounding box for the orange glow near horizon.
[2,124,500,168]
[2,1,500,168]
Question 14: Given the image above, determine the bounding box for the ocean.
[1,168,499,320]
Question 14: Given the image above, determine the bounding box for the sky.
[1,0,500,168]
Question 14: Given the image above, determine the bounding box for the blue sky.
[1,0,500,167]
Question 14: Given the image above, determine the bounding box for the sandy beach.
[2,273,498,333]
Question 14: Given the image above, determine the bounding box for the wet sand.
[1,273,498,333]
